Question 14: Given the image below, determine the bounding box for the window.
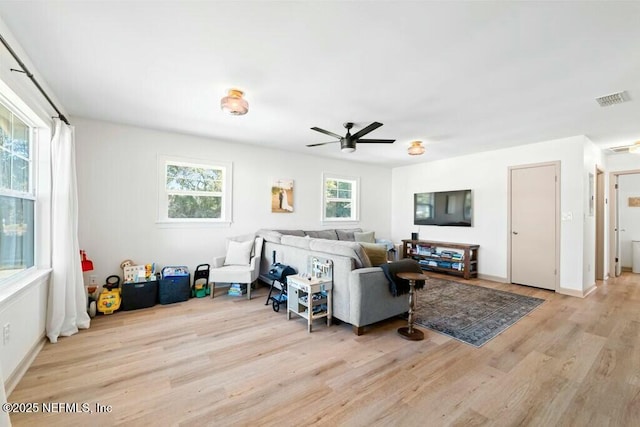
[157,155,232,224]
[0,101,34,280]
[322,173,359,222]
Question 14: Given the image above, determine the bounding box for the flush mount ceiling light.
[629,141,640,154]
[408,141,425,156]
[221,88,249,115]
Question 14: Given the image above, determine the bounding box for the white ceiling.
[1,1,639,166]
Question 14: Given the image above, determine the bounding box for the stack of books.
[227,283,247,296]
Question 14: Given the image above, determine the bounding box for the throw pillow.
[354,231,375,244]
[359,242,388,267]
[224,239,254,266]
[336,228,363,241]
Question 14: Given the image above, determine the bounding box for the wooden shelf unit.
[401,239,479,279]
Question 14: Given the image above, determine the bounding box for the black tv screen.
[414,190,472,227]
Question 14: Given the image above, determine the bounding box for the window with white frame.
[157,155,232,223]
[0,101,34,280]
[322,173,359,222]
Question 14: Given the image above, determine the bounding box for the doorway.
[508,161,559,291]
[595,168,605,280]
[609,170,640,276]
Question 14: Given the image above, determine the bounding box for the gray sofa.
[257,228,409,335]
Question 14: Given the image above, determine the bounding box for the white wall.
[0,16,57,398]
[582,138,606,290]
[391,135,588,292]
[607,153,640,172]
[618,173,640,268]
[73,117,392,280]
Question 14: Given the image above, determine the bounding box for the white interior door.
[595,170,605,280]
[615,175,622,277]
[510,164,557,290]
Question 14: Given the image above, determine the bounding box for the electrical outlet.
[89,275,98,285]
[3,323,9,345]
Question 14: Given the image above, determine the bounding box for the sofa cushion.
[257,229,283,244]
[281,235,311,250]
[309,239,371,268]
[360,242,388,267]
[305,229,338,240]
[336,228,363,241]
[274,229,306,237]
[354,231,375,244]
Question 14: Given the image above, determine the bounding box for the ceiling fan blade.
[351,122,383,140]
[357,139,396,144]
[311,127,343,140]
[306,141,339,147]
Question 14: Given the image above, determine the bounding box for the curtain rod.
[0,32,70,125]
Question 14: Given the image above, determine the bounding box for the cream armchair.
[209,235,264,300]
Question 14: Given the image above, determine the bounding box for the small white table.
[287,274,333,333]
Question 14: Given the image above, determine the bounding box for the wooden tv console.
[401,239,479,279]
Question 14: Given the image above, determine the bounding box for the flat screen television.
[414,189,472,227]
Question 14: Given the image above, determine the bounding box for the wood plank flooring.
[7,273,640,426]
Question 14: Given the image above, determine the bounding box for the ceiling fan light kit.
[629,141,640,154]
[308,121,395,153]
[408,141,425,156]
[221,88,249,115]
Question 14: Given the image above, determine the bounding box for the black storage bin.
[121,280,158,311]
[159,266,191,305]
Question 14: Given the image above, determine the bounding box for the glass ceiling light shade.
[629,141,640,154]
[408,141,425,156]
[220,88,249,115]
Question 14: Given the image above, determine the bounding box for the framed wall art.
[272,178,294,213]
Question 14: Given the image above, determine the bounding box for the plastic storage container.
[159,266,191,304]
[121,280,158,311]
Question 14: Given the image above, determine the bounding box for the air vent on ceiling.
[607,144,634,154]
[596,91,628,107]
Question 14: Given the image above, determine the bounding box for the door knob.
[512,231,518,235]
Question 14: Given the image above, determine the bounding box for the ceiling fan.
[307,122,395,153]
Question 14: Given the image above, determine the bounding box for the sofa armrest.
[348,267,409,328]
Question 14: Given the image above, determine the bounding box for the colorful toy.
[192,264,211,298]
[86,279,98,318]
[97,275,122,315]
[120,259,135,270]
[145,263,156,280]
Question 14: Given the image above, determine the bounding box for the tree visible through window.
[0,101,34,280]
[322,173,359,222]
[158,156,232,223]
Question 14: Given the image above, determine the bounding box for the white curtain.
[46,119,90,343]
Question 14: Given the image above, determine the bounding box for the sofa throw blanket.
[380,259,425,297]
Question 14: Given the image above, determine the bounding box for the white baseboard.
[557,285,596,298]
[477,274,508,283]
[5,334,45,396]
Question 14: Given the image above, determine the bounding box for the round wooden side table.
[397,272,428,341]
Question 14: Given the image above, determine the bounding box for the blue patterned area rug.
[411,278,545,347]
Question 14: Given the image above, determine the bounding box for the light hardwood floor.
[7,273,640,426]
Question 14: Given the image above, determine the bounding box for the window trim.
[0,77,51,288]
[156,154,233,226]
[321,172,360,223]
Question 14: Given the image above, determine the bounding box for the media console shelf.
[401,239,479,279]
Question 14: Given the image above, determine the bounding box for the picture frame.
[272,178,294,213]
